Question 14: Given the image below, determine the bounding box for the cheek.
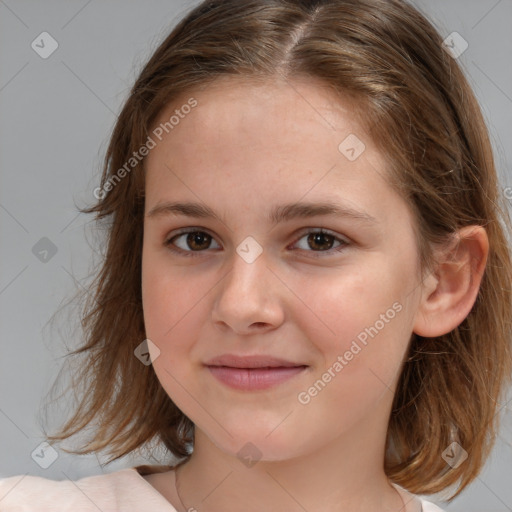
[142,255,182,376]
[141,258,202,409]
[141,276,227,442]
[141,246,201,339]
[141,250,214,382]
[297,260,413,392]
[300,266,404,345]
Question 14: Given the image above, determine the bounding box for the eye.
[290,229,349,258]
[164,229,220,257]
[164,228,349,258]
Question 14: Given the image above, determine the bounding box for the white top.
[0,465,446,511]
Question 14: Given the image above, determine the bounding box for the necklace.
[175,465,408,512]
[174,464,188,512]
[395,485,407,511]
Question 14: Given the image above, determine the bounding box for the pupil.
[189,232,209,250]
[309,233,332,250]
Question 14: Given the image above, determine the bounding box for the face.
[141,76,424,462]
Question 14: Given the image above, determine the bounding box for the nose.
[211,247,285,335]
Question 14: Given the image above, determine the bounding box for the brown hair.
[42,0,512,500]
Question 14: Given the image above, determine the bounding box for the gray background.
[0,1,511,510]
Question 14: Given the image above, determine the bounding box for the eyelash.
[163,228,349,259]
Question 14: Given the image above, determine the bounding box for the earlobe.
[413,225,489,338]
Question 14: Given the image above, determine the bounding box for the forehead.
[150,75,363,143]
[145,76,376,177]
[143,76,402,224]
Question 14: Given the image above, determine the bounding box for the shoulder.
[420,497,447,511]
[0,467,176,511]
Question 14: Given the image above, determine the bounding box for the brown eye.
[183,231,212,251]
[165,230,221,256]
[164,228,349,259]
[307,232,335,251]
[292,229,349,258]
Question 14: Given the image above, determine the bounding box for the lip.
[204,354,308,391]
[204,354,305,368]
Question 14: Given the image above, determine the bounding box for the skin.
[141,76,488,512]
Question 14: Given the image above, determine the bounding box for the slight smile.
[204,354,309,391]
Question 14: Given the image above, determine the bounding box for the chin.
[202,422,309,464]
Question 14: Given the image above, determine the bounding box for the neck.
[173,416,407,512]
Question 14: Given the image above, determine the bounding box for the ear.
[413,225,489,337]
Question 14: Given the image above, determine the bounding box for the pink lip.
[205,354,304,368]
[206,366,307,390]
[204,354,308,391]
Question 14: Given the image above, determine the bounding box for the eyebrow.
[146,200,378,226]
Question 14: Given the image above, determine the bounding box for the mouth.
[204,354,309,391]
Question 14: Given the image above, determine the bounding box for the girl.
[1,0,511,511]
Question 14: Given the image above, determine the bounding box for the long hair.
[43,0,512,499]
